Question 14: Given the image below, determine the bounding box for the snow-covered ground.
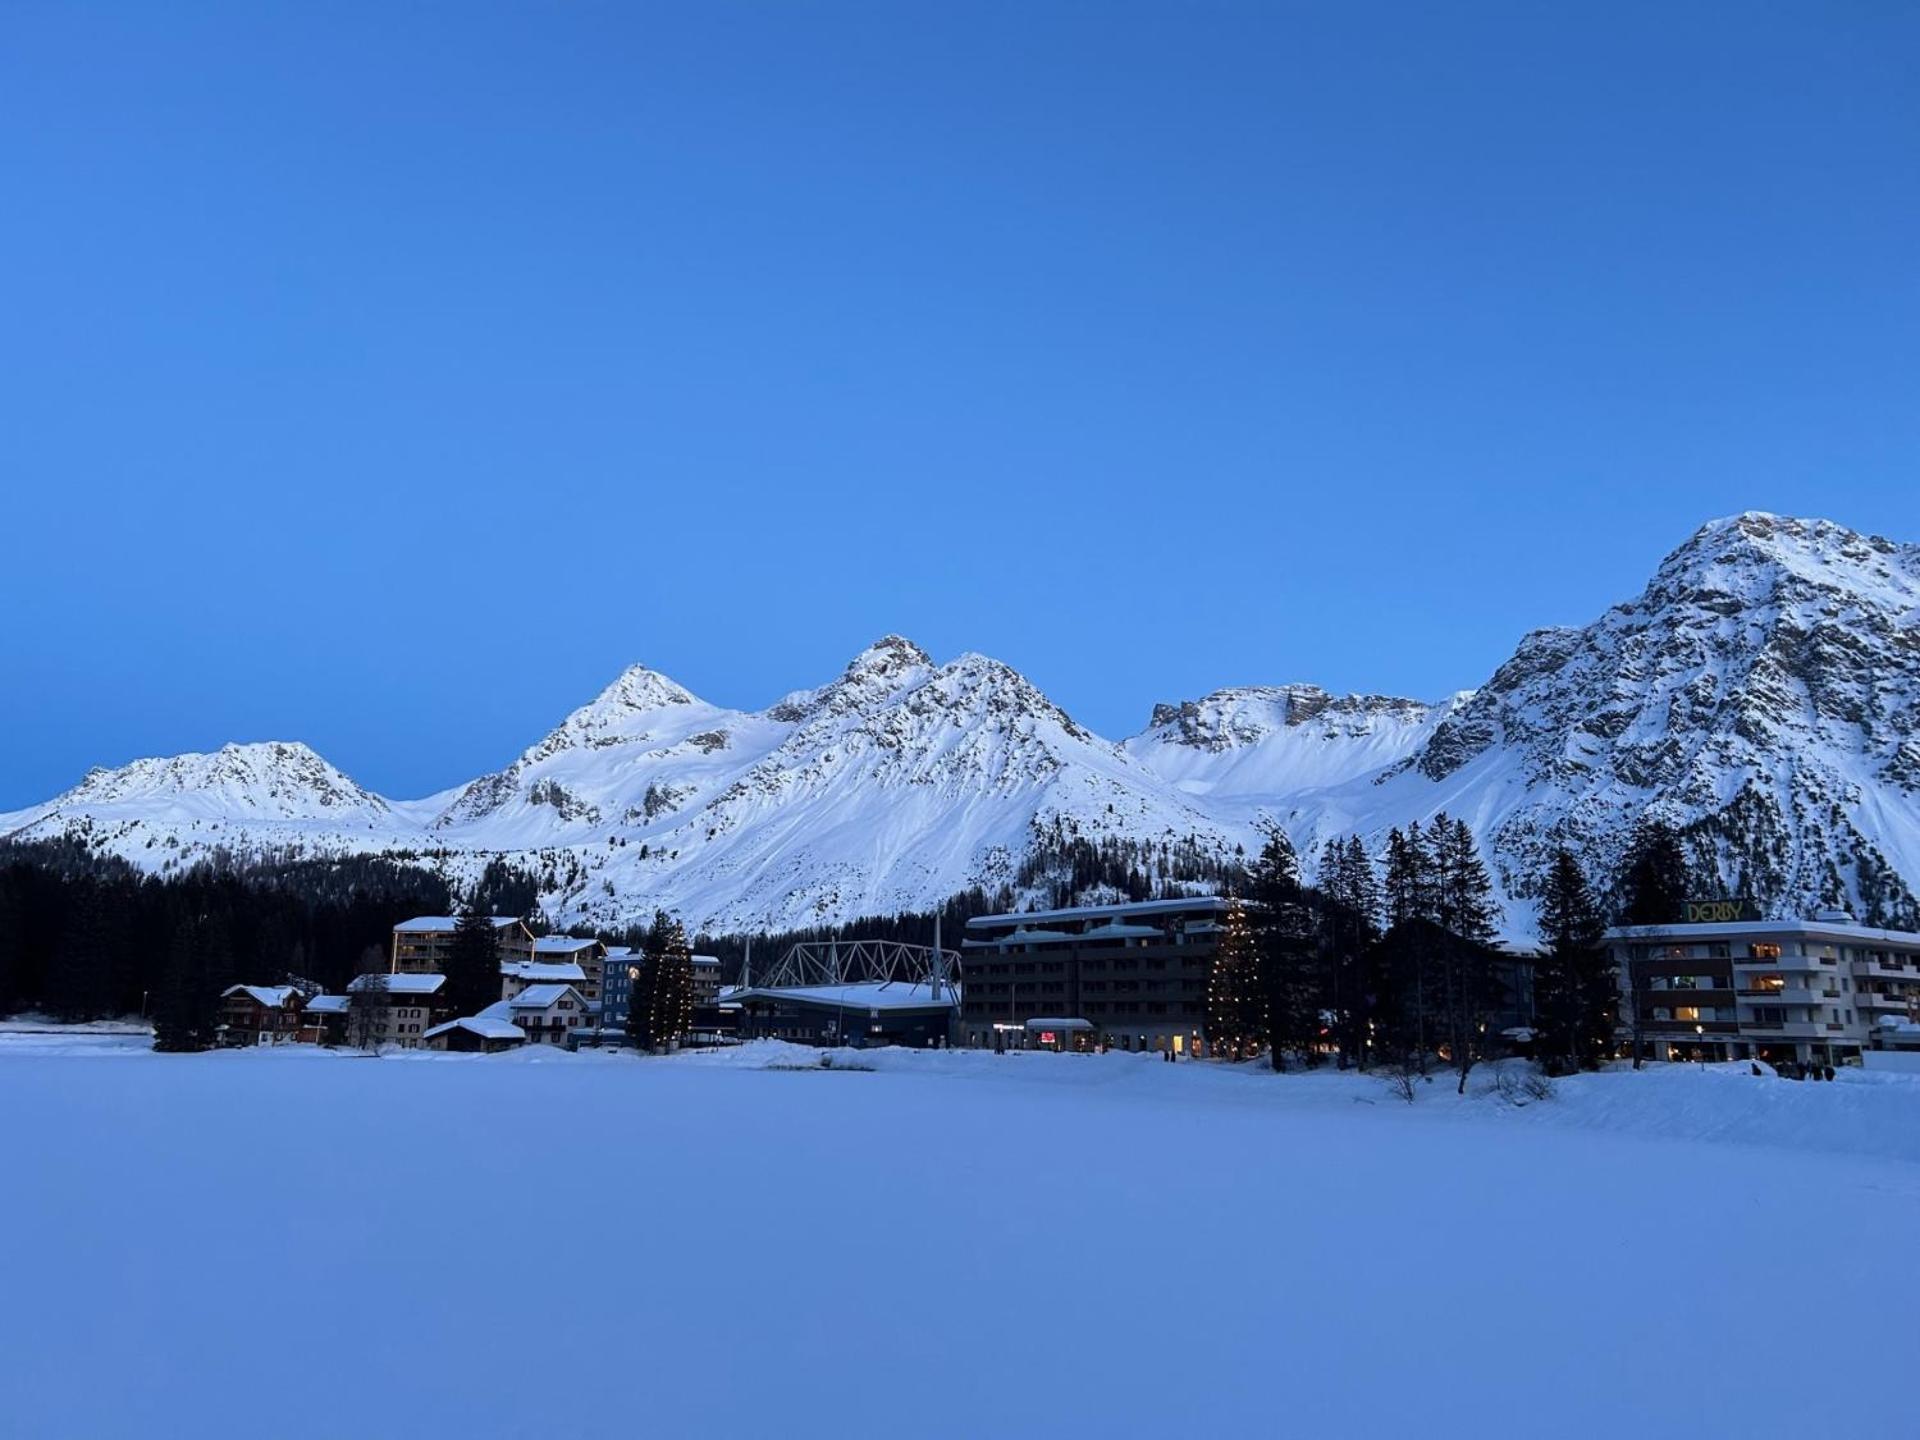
[4,1037,1917,1438]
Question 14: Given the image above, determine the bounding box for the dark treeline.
[0,841,460,1025]
[1206,814,1698,1089]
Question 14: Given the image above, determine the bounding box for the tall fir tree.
[1204,897,1263,1061]
[1534,848,1616,1071]
[446,905,504,1018]
[1319,835,1381,1069]
[1615,818,1692,925]
[1250,833,1319,1069]
[1433,816,1500,943]
[1383,823,1433,929]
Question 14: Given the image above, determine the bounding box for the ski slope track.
[7,514,1919,934]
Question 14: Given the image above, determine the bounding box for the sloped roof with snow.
[303,995,350,1014]
[507,983,581,1010]
[221,985,300,1009]
[532,936,601,955]
[348,973,446,995]
[502,961,588,983]
[423,1016,526,1043]
[394,916,525,933]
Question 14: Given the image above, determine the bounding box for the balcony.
[1734,954,1826,973]
[1858,991,1914,1011]
[1737,987,1816,1005]
[1737,1020,1826,1039]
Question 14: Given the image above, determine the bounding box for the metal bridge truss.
[754,939,961,996]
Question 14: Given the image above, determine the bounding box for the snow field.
[4,1038,1917,1438]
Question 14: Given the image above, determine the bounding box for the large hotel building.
[961,896,1231,1053]
[1606,910,1920,1066]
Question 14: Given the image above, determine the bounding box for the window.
[1748,943,1783,960]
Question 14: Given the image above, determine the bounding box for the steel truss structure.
[755,938,961,996]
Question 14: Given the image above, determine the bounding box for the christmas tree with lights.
[1205,897,1265,1060]
[632,910,695,1052]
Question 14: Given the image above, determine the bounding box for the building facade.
[216,985,305,1046]
[390,917,535,975]
[961,897,1232,1053]
[346,972,450,1048]
[1607,913,1920,1066]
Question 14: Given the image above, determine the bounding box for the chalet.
[298,994,350,1046]
[481,984,588,1045]
[422,1016,527,1054]
[217,986,305,1047]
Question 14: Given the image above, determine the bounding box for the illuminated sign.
[1683,898,1761,924]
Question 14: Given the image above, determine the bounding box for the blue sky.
[3,3,1916,808]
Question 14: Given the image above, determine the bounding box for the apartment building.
[527,936,607,1002]
[1606,911,1920,1067]
[345,972,450,1048]
[961,896,1232,1053]
[390,916,535,974]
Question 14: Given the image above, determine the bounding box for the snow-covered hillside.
[6,513,1918,934]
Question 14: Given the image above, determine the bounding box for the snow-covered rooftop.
[221,984,299,1009]
[691,953,720,967]
[303,995,350,1014]
[347,973,446,995]
[423,1017,526,1043]
[393,916,525,933]
[966,896,1231,929]
[531,936,600,955]
[502,961,588,983]
[508,983,581,1010]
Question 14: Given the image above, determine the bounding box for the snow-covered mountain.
[7,513,1918,934]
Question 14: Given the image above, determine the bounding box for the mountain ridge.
[7,512,1917,934]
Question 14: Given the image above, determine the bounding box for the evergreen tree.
[1535,848,1616,1071]
[1319,836,1381,1069]
[1250,833,1318,1069]
[632,910,695,1051]
[445,905,503,1018]
[152,917,222,1052]
[1383,823,1432,929]
[1204,898,1263,1061]
[1616,818,1692,925]
[1433,816,1500,943]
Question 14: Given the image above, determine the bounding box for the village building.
[471,984,589,1045]
[297,994,350,1046]
[422,1015,527,1054]
[961,897,1233,1053]
[528,936,607,1002]
[728,980,956,1047]
[501,959,589,1002]
[390,916,535,975]
[346,972,450,1049]
[216,985,305,1046]
[1607,910,1920,1067]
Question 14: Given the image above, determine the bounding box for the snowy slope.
[1270,513,1920,929]
[6,514,1919,933]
